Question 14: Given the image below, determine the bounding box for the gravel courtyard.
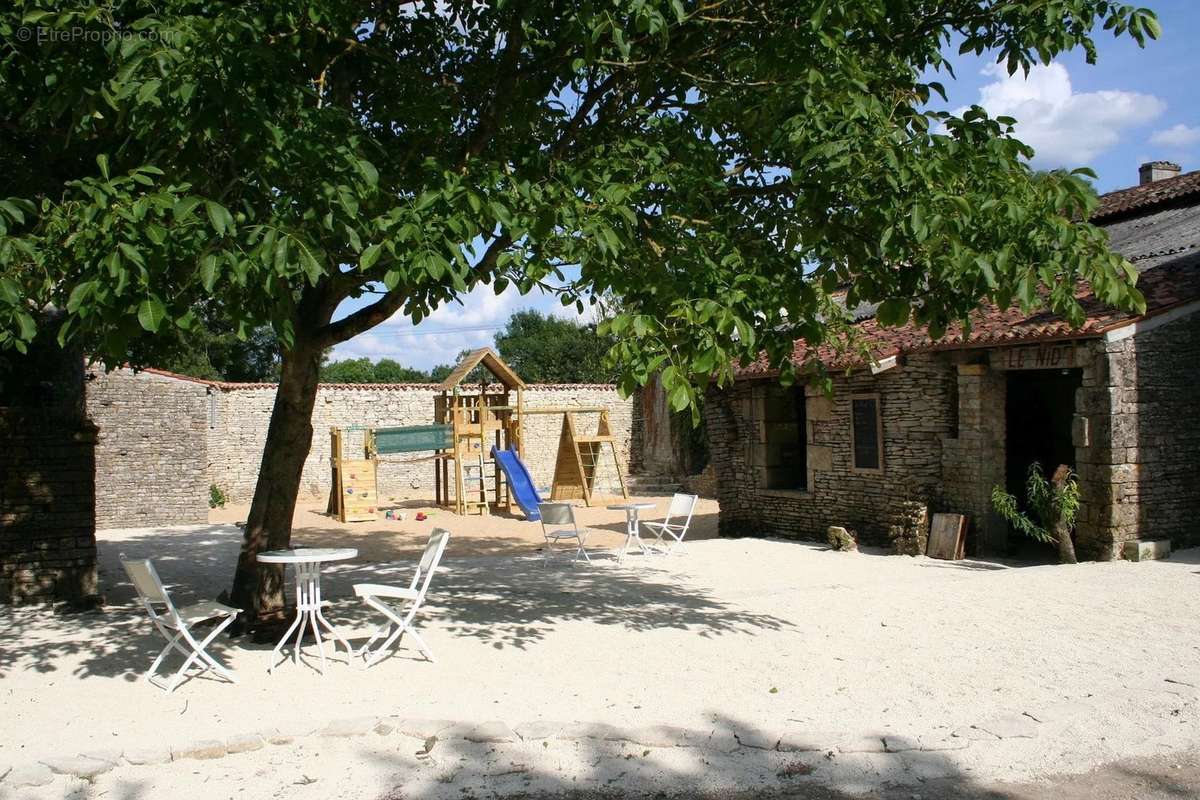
[2,510,1199,798]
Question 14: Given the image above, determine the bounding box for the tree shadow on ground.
[0,522,791,678]
[341,714,1200,800]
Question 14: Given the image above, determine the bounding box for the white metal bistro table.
[607,502,657,559]
[257,548,357,674]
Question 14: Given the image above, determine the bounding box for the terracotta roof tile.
[1092,169,1200,222]
[736,255,1200,378]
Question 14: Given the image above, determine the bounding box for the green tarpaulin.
[374,424,453,454]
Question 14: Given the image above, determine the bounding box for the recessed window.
[850,394,883,472]
[760,386,808,490]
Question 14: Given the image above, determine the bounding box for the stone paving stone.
[462,721,518,743]
[1022,701,1092,725]
[319,716,380,738]
[261,726,312,746]
[977,714,1038,740]
[172,739,228,760]
[622,725,704,748]
[41,755,114,779]
[918,735,970,752]
[729,729,777,753]
[557,722,624,741]
[951,725,1000,741]
[395,718,456,739]
[514,720,567,741]
[7,764,54,788]
[226,734,266,754]
[881,735,921,753]
[777,730,832,753]
[81,748,124,766]
[123,748,173,766]
[732,729,779,751]
[836,735,887,753]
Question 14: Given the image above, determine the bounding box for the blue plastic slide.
[491,446,544,521]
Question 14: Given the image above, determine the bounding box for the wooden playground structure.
[328,348,628,522]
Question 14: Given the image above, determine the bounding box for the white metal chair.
[354,529,450,667]
[538,502,593,565]
[119,555,240,693]
[641,493,699,555]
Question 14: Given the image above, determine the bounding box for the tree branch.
[315,285,409,346]
[314,233,513,347]
[456,6,527,171]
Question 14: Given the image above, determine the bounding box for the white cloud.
[960,62,1166,168]
[331,280,589,369]
[1149,123,1200,149]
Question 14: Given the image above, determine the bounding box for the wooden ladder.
[550,410,629,505]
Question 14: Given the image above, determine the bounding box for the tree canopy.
[320,356,450,383]
[1,1,1153,402]
[0,0,1157,620]
[493,310,613,383]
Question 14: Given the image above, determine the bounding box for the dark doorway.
[1005,368,1082,558]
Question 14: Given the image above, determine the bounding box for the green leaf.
[137,297,167,331]
[205,200,233,236]
[118,242,145,267]
[16,311,36,341]
[360,243,382,271]
[96,154,110,180]
[356,158,379,187]
[173,197,201,221]
[0,277,20,305]
[66,281,93,312]
[876,299,910,327]
[199,254,218,290]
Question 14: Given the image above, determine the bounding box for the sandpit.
[2,506,1199,798]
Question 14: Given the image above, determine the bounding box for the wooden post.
[326,427,343,516]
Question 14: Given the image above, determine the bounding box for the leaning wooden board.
[926,513,967,560]
[339,458,378,523]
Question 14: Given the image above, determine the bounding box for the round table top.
[607,502,656,511]
[256,548,357,564]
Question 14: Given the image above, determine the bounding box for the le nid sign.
[990,343,1084,371]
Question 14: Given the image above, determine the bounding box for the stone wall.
[940,363,1007,554]
[1078,311,1200,557]
[707,353,958,546]
[1,328,98,604]
[85,372,636,526]
[208,383,634,504]
[86,368,211,528]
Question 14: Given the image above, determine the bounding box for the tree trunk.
[1051,464,1078,565]
[229,342,324,628]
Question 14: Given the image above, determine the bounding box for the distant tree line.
[319,358,453,384]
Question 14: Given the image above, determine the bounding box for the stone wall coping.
[98,366,618,393]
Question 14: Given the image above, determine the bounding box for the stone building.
[707,163,1200,559]
[0,319,99,603]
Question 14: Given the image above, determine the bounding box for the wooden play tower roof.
[437,347,526,391]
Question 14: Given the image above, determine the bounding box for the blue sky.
[334,1,1200,370]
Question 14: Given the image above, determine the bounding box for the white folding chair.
[119,555,240,693]
[538,502,593,566]
[641,493,699,555]
[354,529,450,668]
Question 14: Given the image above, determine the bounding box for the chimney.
[1139,161,1182,185]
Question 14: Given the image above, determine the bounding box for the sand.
[207,495,721,560]
[2,505,1199,798]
